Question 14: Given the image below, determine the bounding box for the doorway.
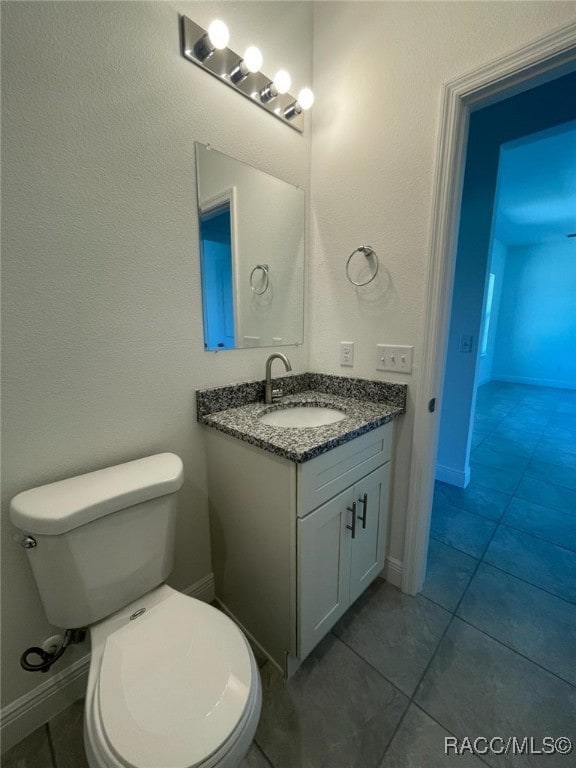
[427,106,576,609]
[402,22,576,595]
[199,204,236,350]
[436,77,576,493]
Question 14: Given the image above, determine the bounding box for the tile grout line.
[409,702,495,768]
[450,613,576,692]
[432,494,510,525]
[428,528,576,608]
[328,617,464,766]
[380,613,460,763]
[465,556,576,608]
[496,518,576,556]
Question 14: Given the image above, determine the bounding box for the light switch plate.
[459,334,473,353]
[376,344,413,373]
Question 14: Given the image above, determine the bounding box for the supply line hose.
[20,628,86,673]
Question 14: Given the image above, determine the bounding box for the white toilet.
[10,453,261,768]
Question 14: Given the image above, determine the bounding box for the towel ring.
[250,264,269,295]
[346,246,378,286]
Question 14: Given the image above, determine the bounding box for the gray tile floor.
[4,383,575,768]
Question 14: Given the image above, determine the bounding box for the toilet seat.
[88,589,259,768]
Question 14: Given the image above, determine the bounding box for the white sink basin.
[259,405,346,428]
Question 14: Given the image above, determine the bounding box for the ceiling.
[493,120,576,247]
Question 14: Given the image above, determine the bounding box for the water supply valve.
[20,628,86,673]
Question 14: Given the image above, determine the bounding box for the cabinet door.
[297,488,354,661]
[349,463,390,605]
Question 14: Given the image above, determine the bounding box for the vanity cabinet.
[205,423,392,677]
[298,463,390,660]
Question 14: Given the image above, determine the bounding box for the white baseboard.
[0,573,216,754]
[435,463,470,488]
[491,374,576,390]
[383,557,403,588]
[0,653,90,754]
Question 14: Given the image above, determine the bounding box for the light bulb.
[273,69,291,95]
[207,19,229,50]
[260,69,292,104]
[194,19,230,61]
[230,45,263,84]
[297,87,314,111]
[284,87,314,121]
[243,46,263,73]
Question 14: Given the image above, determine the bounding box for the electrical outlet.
[376,344,413,373]
[340,341,354,367]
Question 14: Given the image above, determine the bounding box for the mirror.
[195,143,305,350]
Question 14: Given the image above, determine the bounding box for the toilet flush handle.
[13,533,37,549]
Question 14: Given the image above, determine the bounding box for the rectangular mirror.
[195,143,305,350]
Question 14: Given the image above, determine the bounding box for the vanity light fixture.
[180,15,311,132]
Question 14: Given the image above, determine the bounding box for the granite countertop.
[196,373,406,463]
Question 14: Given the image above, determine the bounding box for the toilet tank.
[10,453,184,629]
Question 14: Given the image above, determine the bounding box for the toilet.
[10,453,261,768]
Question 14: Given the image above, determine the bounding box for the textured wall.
[310,2,576,559]
[1,0,312,710]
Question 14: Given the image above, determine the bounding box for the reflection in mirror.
[199,190,236,349]
[195,143,304,350]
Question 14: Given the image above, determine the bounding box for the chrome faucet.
[264,353,292,404]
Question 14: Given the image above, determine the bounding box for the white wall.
[1,0,312,730]
[492,239,576,387]
[310,1,576,556]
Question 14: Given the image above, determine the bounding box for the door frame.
[402,21,576,595]
[198,186,240,347]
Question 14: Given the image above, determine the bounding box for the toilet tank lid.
[10,453,184,536]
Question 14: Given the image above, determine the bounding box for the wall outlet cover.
[340,341,354,367]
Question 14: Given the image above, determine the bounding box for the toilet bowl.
[84,585,261,768]
[10,453,261,768]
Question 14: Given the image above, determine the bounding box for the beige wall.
[309,0,576,565]
[1,0,312,712]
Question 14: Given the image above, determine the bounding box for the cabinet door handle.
[357,493,368,529]
[346,502,357,539]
